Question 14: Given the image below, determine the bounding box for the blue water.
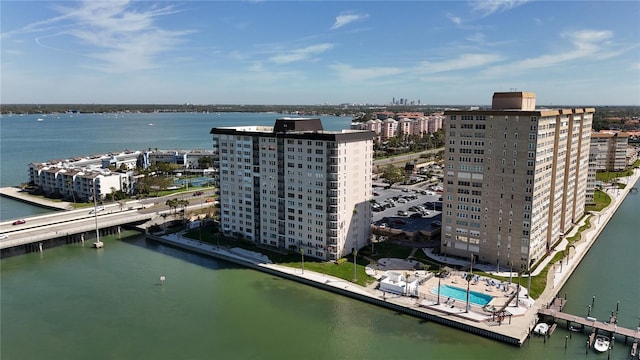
[0,112,352,220]
[433,284,493,306]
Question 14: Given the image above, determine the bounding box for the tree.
[198,156,213,169]
[66,180,76,204]
[382,165,407,185]
[178,199,189,219]
[166,199,179,216]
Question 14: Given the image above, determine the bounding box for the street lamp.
[527,259,532,298]
[515,267,522,307]
[300,247,305,275]
[465,274,472,313]
[437,266,442,305]
[352,248,358,282]
[509,261,513,284]
[466,254,474,313]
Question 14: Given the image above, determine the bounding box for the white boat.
[37,118,44,122]
[533,322,550,336]
[593,335,610,353]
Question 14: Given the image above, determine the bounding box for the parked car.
[410,213,423,218]
[193,191,203,196]
[432,221,442,227]
[373,192,380,196]
[0,234,8,239]
[12,219,26,225]
[393,219,407,225]
[397,210,409,216]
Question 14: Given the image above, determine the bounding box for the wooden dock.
[538,307,640,344]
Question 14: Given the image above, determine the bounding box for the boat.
[569,325,583,333]
[533,322,550,336]
[37,118,44,122]
[593,335,610,353]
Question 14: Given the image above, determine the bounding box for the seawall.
[0,187,71,211]
[146,233,525,346]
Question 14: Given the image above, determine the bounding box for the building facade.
[442,92,594,271]
[351,113,444,141]
[590,131,629,172]
[211,118,374,261]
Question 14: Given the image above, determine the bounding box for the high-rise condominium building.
[442,92,595,272]
[210,118,374,261]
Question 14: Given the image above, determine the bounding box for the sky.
[1,1,639,106]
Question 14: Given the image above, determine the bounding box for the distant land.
[1,104,639,132]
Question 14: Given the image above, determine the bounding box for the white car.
[89,206,105,214]
[0,234,8,240]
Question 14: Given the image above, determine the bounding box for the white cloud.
[7,1,192,73]
[416,53,505,73]
[483,29,615,76]
[269,43,334,64]
[446,13,462,25]
[469,0,531,17]
[330,13,369,30]
[329,63,404,82]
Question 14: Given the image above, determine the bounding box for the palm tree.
[178,199,189,220]
[165,199,178,216]
[66,180,76,204]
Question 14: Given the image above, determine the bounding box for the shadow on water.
[121,232,243,272]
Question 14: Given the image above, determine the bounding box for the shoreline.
[0,186,72,211]
[146,169,640,346]
[4,169,638,345]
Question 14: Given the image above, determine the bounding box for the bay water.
[1,113,638,359]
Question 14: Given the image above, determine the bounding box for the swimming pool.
[173,177,215,187]
[431,284,493,306]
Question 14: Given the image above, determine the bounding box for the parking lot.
[371,185,443,236]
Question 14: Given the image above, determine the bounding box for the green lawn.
[596,169,633,182]
[585,190,611,212]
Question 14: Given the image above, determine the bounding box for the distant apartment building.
[590,131,629,172]
[442,92,594,271]
[210,118,374,261]
[27,149,216,201]
[351,112,444,141]
[29,165,127,202]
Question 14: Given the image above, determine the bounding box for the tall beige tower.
[442,92,594,272]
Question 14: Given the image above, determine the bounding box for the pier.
[538,297,640,345]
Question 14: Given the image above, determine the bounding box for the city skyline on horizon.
[2,1,639,106]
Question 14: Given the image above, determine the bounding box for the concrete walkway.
[0,187,72,210]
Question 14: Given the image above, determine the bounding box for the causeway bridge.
[0,203,156,257]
